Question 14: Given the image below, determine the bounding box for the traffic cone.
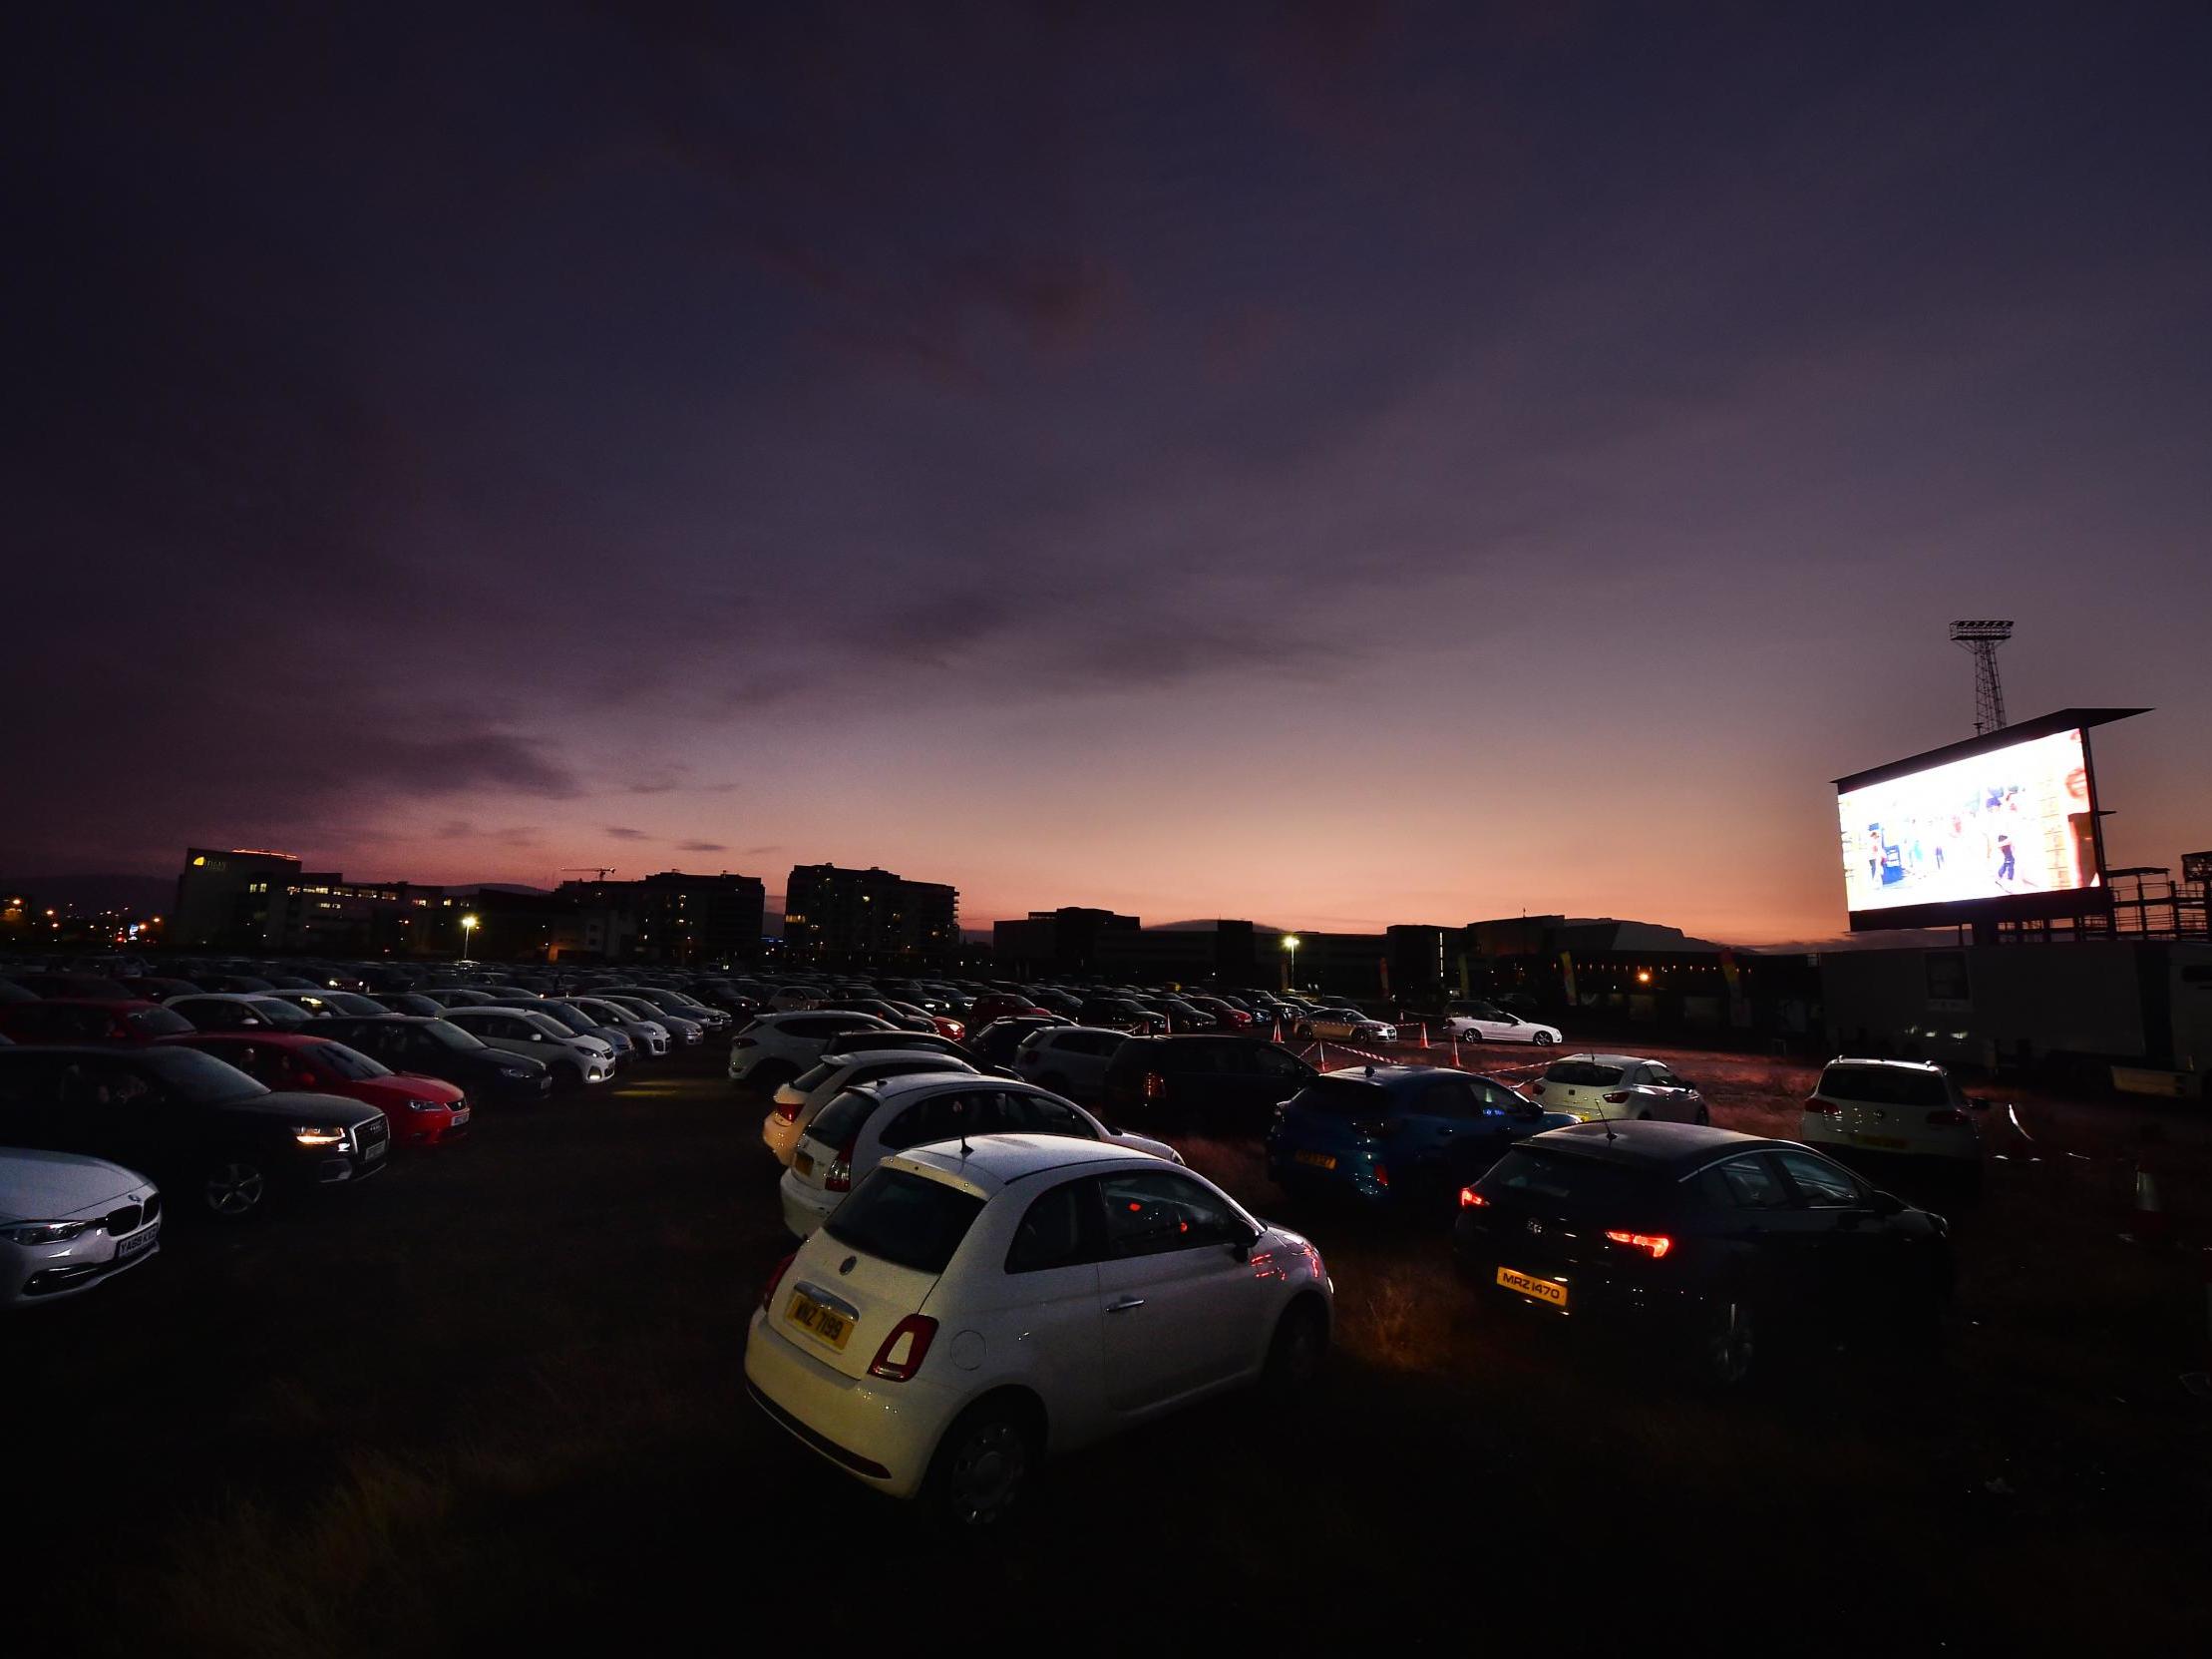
[2126,1164,2169,1248]
[1418,1023,1429,1050]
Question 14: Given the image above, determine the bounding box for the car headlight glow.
[291,1125,347,1146]
[1,1219,95,1245]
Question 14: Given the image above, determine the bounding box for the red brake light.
[1805,1096,1842,1116]
[759,1250,796,1312]
[1601,1091,1631,1104]
[1373,1164,1389,1187]
[869,1314,939,1382]
[773,1096,802,1122]
[1605,1230,1672,1259]
[824,1126,862,1192]
[1142,1071,1166,1100]
[1459,1187,1489,1208]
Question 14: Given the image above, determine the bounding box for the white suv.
[746,1134,1332,1521]
[778,1074,1179,1239]
[763,1051,977,1166]
[1800,1058,1983,1165]
[729,1012,899,1089]
[1010,1026,1129,1101]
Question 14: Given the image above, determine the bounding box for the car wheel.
[1263,1298,1329,1400]
[202,1157,270,1221]
[1697,1300,1757,1387]
[1533,1033,1556,1046]
[925,1399,1040,1527]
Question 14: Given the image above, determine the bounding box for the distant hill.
[0,872,174,915]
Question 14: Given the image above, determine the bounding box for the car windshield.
[825,1168,986,1274]
[422,1019,488,1050]
[138,1045,271,1104]
[312,1042,391,1080]
[520,1013,572,1038]
[1545,1060,1626,1086]
[125,1007,194,1037]
[1819,1065,1951,1107]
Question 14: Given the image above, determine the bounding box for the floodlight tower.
[1949,620,2014,736]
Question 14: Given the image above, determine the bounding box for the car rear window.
[1290,1077,1390,1116]
[1482,1148,1663,1208]
[808,1088,881,1148]
[1817,1064,1950,1107]
[126,1008,193,1037]
[825,1168,985,1274]
[1544,1060,1625,1086]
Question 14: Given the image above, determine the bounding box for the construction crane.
[558,867,617,882]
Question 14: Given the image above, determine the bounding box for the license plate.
[115,1227,158,1262]
[363,1139,387,1162]
[1496,1266,1568,1308]
[793,1150,815,1176]
[786,1290,853,1351]
[1857,1134,1908,1150]
[1294,1150,1338,1170]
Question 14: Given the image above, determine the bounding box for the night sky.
[11,3,2209,943]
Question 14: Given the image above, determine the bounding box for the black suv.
[0,1044,389,1221]
[1101,1036,1320,1132]
[1455,1120,1951,1385]
[311,1016,554,1105]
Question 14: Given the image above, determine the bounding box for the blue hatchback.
[1266,1064,1577,1208]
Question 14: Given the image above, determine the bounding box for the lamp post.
[1282,933,1300,993]
[461,914,479,964]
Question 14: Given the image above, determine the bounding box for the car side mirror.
[1870,1190,1905,1217]
[1229,1223,1262,1263]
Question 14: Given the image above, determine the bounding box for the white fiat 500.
[1,1148,162,1307]
[779,1074,1181,1238]
[1441,1008,1563,1045]
[746,1133,1332,1522]
[1799,1058,1983,1165]
[762,1051,978,1167]
[1525,1053,1710,1124]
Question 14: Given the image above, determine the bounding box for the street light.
[461,914,479,963]
[1281,933,1300,992]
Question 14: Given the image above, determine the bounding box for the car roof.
[1823,1056,1948,1074]
[1317,1063,1464,1086]
[1524,1119,1780,1172]
[1555,1052,1657,1067]
[8,997,163,1012]
[162,1031,327,1048]
[891,1132,1156,1195]
[848,1070,1037,1103]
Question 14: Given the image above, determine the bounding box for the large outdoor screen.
[1837,726,2101,919]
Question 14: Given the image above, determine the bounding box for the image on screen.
[1837,728,2100,915]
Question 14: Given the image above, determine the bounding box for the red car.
[158,1031,472,1148]
[0,998,195,1045]
[964,993,1049,1031]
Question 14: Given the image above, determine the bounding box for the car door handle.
[1106,1297,1146,1313]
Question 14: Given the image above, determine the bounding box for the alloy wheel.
[204,1162,266,1218]
[945,1419,1029,1524]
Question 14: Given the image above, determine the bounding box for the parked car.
[1010,1025,1131,1103]
[527,999,637,1065]
[164,993,315,1033]
[566,996,671,1058]
[746,1134,1331,1521]
[0,1044,389,1221]
[117,976,203,1002]
[821,1030,991,1069]
[1100,1036,1319,1132]
[729,1012,901,1090]
[306,1016,555,1105]
[436,1008,615,1087]
[6,972,137,1001]
[967,1016,1073,1071]
[256,989,390,1019]
[1,1147,163,1305]
[779,1073,1182,1238]
[1267,1064,1573,1208]
[762,1051,978,1166]
[819,999,938,1036]
[0,999,195,1045]
[1293,1009,1399,1042]
[965,992,1047,1031]
[1441,1006,1563,1045]
[610,986,731,1032]
[1454,1121,1952,1385]
[1798,1058,1984,1170]
[1526,1054,1709,1125]
[370,993,448,1018]
[600,995,705,1046]
[160,1032,471,1147]
[1075,998,1168,1036]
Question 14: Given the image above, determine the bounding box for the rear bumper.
[778,1171,837,1238]
[743,1310,958,1499]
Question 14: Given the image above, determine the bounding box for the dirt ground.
[7,1039,2209,1656]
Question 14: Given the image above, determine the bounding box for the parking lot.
[9,1031,2209,1656]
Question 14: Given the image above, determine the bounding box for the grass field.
[8,1040,2209,1655]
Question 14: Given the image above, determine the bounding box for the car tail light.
[773,1095,803,1122]
[1459,1187,1489,1208]
[1925,1108,1970,1126]
[825,1129,862,1192]
[1604,1231,1672,1259]
[1373,1164,1389,1188]
[1805,1096,1842,1116]
[1142,1071,1167,1100]
[760,1250,796,1312]
[1601,1091,1631,1105]
[869,1315,939,1382]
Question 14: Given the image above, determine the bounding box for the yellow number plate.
[1496,1266,1568,1308]
[786,1290,853,1351]
[1294,1150,1338,1170]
